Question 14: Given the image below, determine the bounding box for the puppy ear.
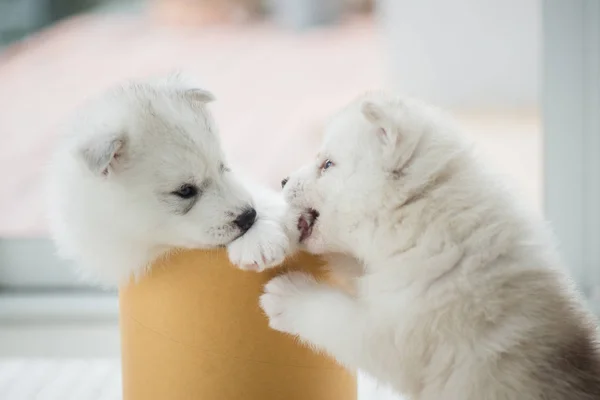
[361,99,421,171]
[361,99,396,146]
[79,132,128,176]
[185,88,215,104]
[361,100,386,124]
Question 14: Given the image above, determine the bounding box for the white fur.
[46,74,291,287]
[261,92,600,399]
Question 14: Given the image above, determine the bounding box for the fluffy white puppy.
[261,92,600,400]
[47,75,291,286]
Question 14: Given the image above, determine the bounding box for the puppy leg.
[228,185,297,271]
[260,272,366,367]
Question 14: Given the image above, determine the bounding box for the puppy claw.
[227,220,290,272]
[260,272,318,334]
[238,262,261,272]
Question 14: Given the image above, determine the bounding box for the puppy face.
[53,76,256,254]
[282,92,431,256]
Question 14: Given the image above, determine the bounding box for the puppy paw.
[259,272,320,334]
[227,219,290,272]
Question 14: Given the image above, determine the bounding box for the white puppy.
[260,92,600,399]
[47,75,291,286]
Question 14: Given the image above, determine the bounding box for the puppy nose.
[234,208,257,232]
[281,177,289,188]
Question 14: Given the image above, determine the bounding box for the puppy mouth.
[298,209,319,242]
[230,224,254,242]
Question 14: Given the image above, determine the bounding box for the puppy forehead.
[321,109,371,157]
[133,96,221,151]
[140,145,220,192]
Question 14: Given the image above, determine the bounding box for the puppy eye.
[219,163,230,173]
[172,184,198,199]
[320,159,334,171]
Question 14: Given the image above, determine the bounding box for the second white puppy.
[261,92,600,400]
[47,75,291,286]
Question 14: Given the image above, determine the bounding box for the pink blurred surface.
[0,15,539,237]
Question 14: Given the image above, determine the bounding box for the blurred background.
[0,0,597,399]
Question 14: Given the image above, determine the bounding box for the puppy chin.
[301,232,327,255]
[283,209,303,240]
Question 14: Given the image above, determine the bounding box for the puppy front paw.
[227,219,290,272]
[259,272,320,334]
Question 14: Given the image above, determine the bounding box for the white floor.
[0,358,401,400]
[0,294,401,398]
[0,359,121,400]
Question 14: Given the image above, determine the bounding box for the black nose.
[234,208,257,232]
[281,177,289,188]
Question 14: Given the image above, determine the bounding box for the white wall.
[378,0,540,110]
[542,0,600,304]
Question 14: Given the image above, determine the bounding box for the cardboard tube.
[119,249,357,400]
